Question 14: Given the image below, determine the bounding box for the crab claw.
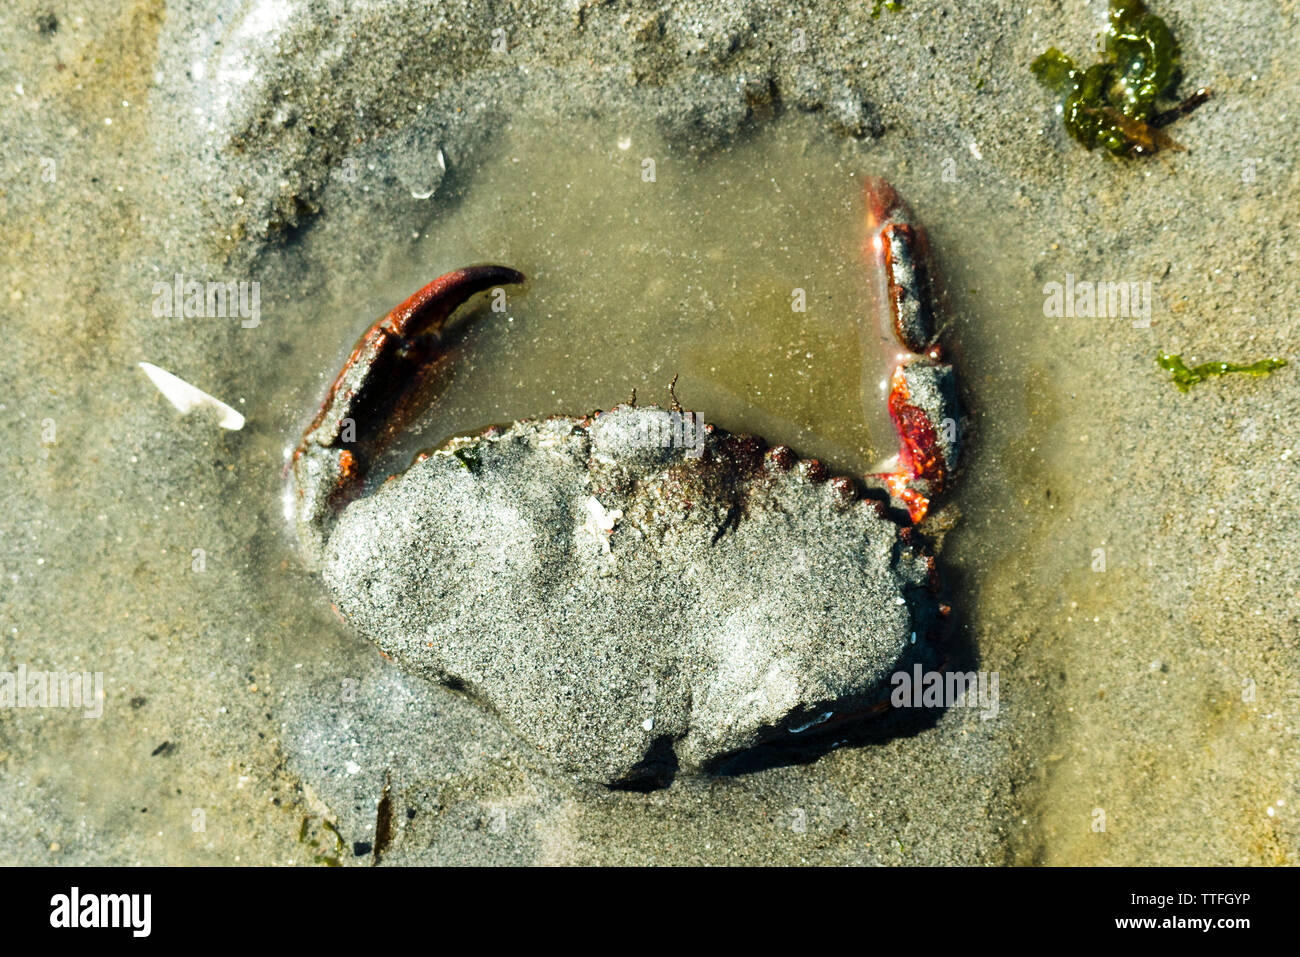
[862,179,961,524]
[863,176,938,357]
[291,265,525,568]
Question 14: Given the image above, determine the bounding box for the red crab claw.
[862,179,961,524]
[291,265,525,567]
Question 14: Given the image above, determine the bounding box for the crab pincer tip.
[862,177,905,231]
[385,264,525,337]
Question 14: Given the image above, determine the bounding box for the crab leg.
[863,179,961,524]
[291,265,525,567]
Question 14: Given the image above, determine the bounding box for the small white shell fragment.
[138,361,245,430]
[410,150,447,199]
[582,496,623,552]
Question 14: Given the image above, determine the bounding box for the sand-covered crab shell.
[316,405,944,784]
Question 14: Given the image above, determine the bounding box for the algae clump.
[1032,0,1198,156]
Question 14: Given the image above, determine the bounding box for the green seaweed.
[1032,0,1188,155]
[320,818,344,852]
[453,447,482,474]
[871,0,902,19]
[1156,353,1287,392]
[298,815,344,866]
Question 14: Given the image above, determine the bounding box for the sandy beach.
[1,0,1295,865]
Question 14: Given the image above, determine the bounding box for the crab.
[289,179,962,786]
